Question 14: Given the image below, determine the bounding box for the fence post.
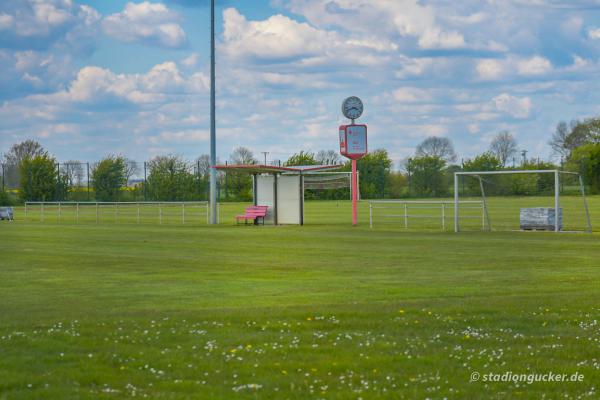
[404,203,408,229]
[441,203,445,231]
[144,162,147,202]
[87,162,90,201]
[369,203,373,228]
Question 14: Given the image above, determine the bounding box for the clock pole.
[339,96,367,227]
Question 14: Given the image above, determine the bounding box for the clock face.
[342,96,363,120]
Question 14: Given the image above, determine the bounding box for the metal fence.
[369,200,485,230]
[23,201,218,225]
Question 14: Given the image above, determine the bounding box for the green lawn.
[0,199,599,399]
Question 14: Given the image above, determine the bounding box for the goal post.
[454,170,592,233]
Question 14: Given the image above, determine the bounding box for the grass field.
[1,198,599,399]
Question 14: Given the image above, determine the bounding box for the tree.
[340,149,393,199]
[568,143,600,193]
[489,131,517,167]
[146,155,196,201]
[124,158,139,185]
[91,156,127,201]
[3,140,47,189]
[415,137,457,163]
[549,121,575,158]
[61,161,85,187]
[463,152,503,172]
[230,147,257,165]
[19,154,58,201]
[196,154,212,178]
[3,140,45,165]
[315,150,341,165]
[567,118,600,149]
[409,156,447,197]
[285,151,317,166]
[228,147,256,200]
[461,152,503,195]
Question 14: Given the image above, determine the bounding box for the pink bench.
[236,205,269,225]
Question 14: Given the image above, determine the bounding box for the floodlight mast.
[209,0,217,224]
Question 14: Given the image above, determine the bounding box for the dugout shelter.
[214,164,342,225]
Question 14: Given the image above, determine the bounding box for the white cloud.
[284,0,471,50]
[393,87,432,103]
[417,29,465,49]
[492,93,532,119]
[517,56,552,75]
[444,12,488,25]
[222,8,338,61]
[102,2,186,48]
[476,59,504,80]
[589,28,600,39]
[0,13,13,30]
[29,61,207,107]
[467,124,480,134]
[181,53,198,67]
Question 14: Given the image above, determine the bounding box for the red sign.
[339,124,368,160]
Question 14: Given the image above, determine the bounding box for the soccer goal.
[369,200,485,230]
[454,170,592,233]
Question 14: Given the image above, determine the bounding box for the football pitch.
[0,198,599,399]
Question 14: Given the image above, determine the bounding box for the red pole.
[352,159,357,226]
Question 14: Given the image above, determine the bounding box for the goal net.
[454,170,592,233]
[369,200,485,231]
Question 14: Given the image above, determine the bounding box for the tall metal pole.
[454,173,459,233]
[554,170,560,232]
[209,0,218,224]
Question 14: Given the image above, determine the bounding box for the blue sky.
[2,0,600,168]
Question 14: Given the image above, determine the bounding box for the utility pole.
[521,150,528,165]
[209,0,217,224]
[261,152,269,165]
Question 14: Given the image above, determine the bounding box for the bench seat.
[236,206,268,225]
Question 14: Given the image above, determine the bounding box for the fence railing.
[369,200,484,230]
[24,201,219,225]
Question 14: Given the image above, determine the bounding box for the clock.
[342,96,363,121]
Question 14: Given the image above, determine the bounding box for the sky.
[2,0,600,168]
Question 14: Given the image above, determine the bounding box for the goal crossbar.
[454,170,592,233]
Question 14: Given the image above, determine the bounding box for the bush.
[91,156,127,201]
[0,190,14,206]
[19,154,58,201]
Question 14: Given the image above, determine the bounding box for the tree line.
[1,116,599,206]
